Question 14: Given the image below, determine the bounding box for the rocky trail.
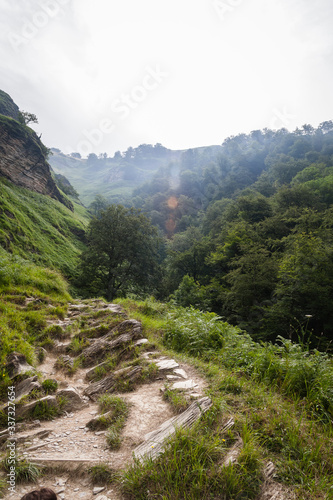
[0,299,292,500]
[1,300,211,500]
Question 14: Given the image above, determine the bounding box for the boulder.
[6,352,35,379]
[16,395,58,419]
[81,330,142,367]
[57,387,85,412]
[15,376,41,401]
[84,366,142,401]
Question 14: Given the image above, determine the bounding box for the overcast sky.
[0,0,333,157]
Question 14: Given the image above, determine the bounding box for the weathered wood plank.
[133,397,212,462]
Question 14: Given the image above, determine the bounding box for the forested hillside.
[112,122,333,347]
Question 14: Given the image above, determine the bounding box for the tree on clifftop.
[77,205,161,300]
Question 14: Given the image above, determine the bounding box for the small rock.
[134,338,148,346]
[93,486,105,495]
[57,387,85,411]
[171,380,198,390]
[155,359,179,371]
[189,392,201,398]
[174,368,188,379]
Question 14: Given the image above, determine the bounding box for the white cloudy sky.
[0,0,333,156]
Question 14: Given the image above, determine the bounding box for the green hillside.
[0,177,89,278]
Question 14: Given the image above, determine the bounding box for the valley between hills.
[1,89,333,499]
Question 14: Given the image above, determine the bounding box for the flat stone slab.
[171,380,198,390]
[173,368,188,379]
[106,304,123,314]
[155,359,179,371]
[134,339,148,346]
[133,397,212,462]
[93,486,105,495]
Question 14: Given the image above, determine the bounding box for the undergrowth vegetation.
[116,297,333,499]
[94,394,129,450]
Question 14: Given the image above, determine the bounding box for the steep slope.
[0,90,19,120]
[0,90,71,209]
[0,177,88,278]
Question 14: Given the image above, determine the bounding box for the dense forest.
[85,122,333,347]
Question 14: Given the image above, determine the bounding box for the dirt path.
[4,301,208,500]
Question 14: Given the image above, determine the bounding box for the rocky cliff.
[0,90,19,119]
[0,91,72,210]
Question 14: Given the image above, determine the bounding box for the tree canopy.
[77,205,161,300]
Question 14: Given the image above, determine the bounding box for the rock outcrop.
[0,90,19,119]
[0,90,72,210]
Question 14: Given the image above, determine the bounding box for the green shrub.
[43,324,66,340]
[88,463,116,484]
[162,388,188,413]
[41,378,58,394]
[2,456,40,483]
[163,307,232,357]
[96,395,129,449]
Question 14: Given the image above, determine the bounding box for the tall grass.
[0,177,88,278]
[121,417,261,500]
[160,306,333,423]
[0,249,71,400]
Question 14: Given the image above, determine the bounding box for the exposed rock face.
[0,91,73,210]
[0,90,19,119]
